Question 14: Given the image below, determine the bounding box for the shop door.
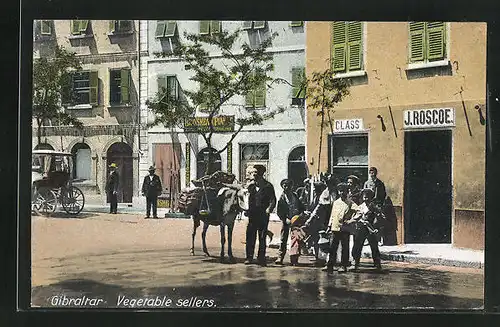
[76,148,92,180]
[107,142,133,203]
[404,130,452,243]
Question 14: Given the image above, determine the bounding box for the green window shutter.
[211,20,221,34]
[291,67,300,98]
[155,21,167,38]
[157,75,166,94]
[199,83,208,111]
[80,20,89,33]
[245,90,254,107]
[165,21,177,37]
[200,21,210,35]
[167,76,178,100]
[120,69,130,105]
[71,20,81,35]
[332,22,347,72]
[409,22,426,63]
[253,21,266,29]
[347,22,363,71]
[242,21,253,30]
[290,21,303,27]
[89,71,99,106]
[41,20,51,35]
[109,20,116,33]
[255,81,266,107]
[298,67,306,98]
[61,73,73,104]
[427,22,446,61]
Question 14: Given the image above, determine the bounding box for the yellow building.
[305,22,486,250]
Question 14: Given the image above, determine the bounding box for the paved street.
[31,212,484,309]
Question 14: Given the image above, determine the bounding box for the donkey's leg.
[227,221,236,263]
[191,216,200,256]
[220,222,226,263]
[202,221,210,256]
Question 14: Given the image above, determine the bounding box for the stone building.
[305,21,486,249]
[33,20,142,205]
[139,20,307,209]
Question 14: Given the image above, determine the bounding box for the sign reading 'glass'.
[403,108,455,129]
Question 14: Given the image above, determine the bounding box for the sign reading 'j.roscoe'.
[403,108,455,128]
[333,119,364,132]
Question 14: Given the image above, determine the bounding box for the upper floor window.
[245,72,266,109]
[242,21,266,31]
[70,20,90,36]
[157,75,179,101]
[110,69,131,106]
[291,67,306,105]
[332,21,363,73]
[155,21,177,38]
[63,71,99,106]
[40,20,52,35]
[290,21,303,27]
[409,22,447,63]
[199,21,221,35]
[109,20,133,34]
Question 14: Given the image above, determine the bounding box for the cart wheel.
[61,186,85,215]
[33,187,57,216]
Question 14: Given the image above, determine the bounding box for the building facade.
[306,22,486,250]
[33,20,142,205]
[139,20,307,209]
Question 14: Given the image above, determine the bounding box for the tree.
[146,28,287,177]
[33,45,84,146]
[305,67,350,174]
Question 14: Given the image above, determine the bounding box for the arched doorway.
[107,142,133,203]
[288,146,308,190]
[71,143,91,180]
[34,143,54,150]
[197,147,221,179]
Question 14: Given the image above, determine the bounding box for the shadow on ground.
[33,211,101,219]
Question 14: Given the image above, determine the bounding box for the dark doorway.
[288,146,308,191]
[404,130,452,243]
[107,142,133,203]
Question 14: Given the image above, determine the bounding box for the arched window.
[34,143,54,150]
[288,146,308,190]
[197,147,221,179]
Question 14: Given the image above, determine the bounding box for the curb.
[361,251,483,269]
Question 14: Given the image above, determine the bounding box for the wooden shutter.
[409,22,426,63]
[71,20,81,35]
[255,80,266,107]
[427,22,446,61]
[165,21,177,37]
[200,21,210,35]
[61,73,73,105]
[245,89,254,107]
[292,67,300,98]
[157,75,166,94]
[242,21,253,30]
[254,21,266,29]
[167,76,178,100]
[290,21,303,27]
[211,21,221,34]
[41,20,51,35]
[332,22,347,72]
[347,22,363,71]
[89,71,98,106]
[109,20,116,33]
[155,21,167,38]
[80,20,89,33]
[120,69,130,105]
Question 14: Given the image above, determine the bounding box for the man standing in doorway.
[106,163,119,214]
[245,164,277,266]
[363,167,387,210]
[142,166,163,219]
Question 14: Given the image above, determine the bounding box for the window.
[63,71,98,106]
[240,143,270,182]
[109,20,133,34]
[245,72,266,108]
[197,147,222,178]
[329,134,368,184]
[155,21,177,38]
[332,21,363,73]
[291,67,306,105]
[109,69,131,105]
[409,22,446,63]
[290,21,303,27]
[70,20,90,36]
[157,75,179,101]
[40,20,52,35]
[199,21,221,35]
[242,21,266,30]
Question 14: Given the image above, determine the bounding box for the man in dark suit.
[245,164,277,266]
[142,166,163,219]
[106,163,119,214]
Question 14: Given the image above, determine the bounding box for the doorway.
[71,143,92,180]
[404,130,452,243]
[288,146,308,191]
[107,142,133,203]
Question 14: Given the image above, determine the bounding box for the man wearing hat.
[276,178,305,265]
[142,166,163,218]
[106,163,120,214]
[347,175,362,205]
[363,167,387,210]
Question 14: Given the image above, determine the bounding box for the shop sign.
[333,119,364,132]
[184,115,235,133]
[403,108,455,129]
[157,196,170,208]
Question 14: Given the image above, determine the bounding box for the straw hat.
[109,163,117,168]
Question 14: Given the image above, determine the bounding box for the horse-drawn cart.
[31,150,85,216]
